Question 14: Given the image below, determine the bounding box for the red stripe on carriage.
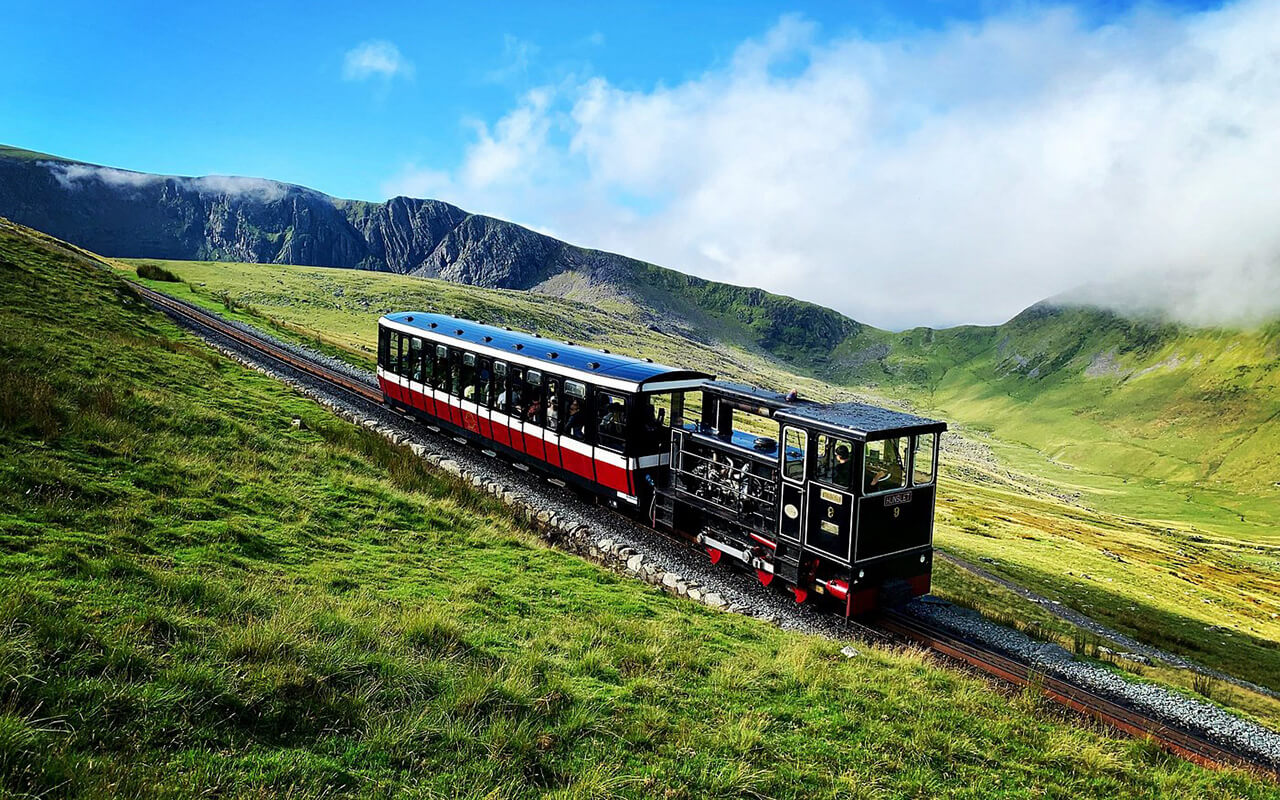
[544,439,562,469]
[524,432,546,461]
[560,447,594,481]
[594,459,629,493]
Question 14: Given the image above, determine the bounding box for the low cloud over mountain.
[386,1,1280,329]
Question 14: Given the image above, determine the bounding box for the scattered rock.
[840,645,859,658]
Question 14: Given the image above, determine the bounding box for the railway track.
[877,611,1278,778]
[130,279,1279,781]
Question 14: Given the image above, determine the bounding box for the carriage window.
[912,433,937,486]
[783,428,806,481]
[385,330,398,374]
[678,390,707,430]
[597,391,629,452]
[457,352,477,400]
[523,370,545,426]
[816,434,855,490]
[408,337,425,382]
[864,437,908,493]
[432,345,450,390]
[395,333,408,378]
[545,377,562,431]
[418,338,435,384]
[378,327,391,370]
[562,380,589,440]
[493,362,509,411]
[506,367,526,418]
[638,392,674,453]
[474,358,492,407]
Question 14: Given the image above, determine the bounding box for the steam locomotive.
[377,312,945,615]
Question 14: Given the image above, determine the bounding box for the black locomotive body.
[656,382,944,615]
[377,313,946,616]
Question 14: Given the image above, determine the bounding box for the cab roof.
[705,380,946,440]
[381,312,711,389]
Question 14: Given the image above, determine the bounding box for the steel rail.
[128,281,384,405]
[878,610,1278,779]
[128,280,1278,782]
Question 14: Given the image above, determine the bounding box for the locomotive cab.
[658,381,946,615]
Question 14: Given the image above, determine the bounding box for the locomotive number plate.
[820,521,840,535]
[819,489,844,504]
[883,491,913,507]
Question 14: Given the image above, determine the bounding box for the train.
[376,312,946,616]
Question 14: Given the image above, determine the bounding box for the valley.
[6,221,1274,797]
[116,256,1280,725]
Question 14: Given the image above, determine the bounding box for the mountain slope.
[10,218,1272,797]
[3,144,1277,507]
[0,144,856,363]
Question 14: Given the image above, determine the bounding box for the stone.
[626,554,643,572]
[661,573,681,589]
[703,593,726,608]
[687,588,702,602]
[598,539,615,552]
[840,645,859,659]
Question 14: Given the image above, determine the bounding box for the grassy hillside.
[866,305,1280,535]
[6,233,1273,796]
[117,257,1280,708]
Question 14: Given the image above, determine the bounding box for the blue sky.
[8,0,1276,329]
[2,0,1217,199]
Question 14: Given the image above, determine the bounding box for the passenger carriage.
[377,312,710,506]
[376,312,946,615]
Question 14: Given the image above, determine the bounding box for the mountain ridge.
[0,143,863,365]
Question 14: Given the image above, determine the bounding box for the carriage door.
[777,427,807,543]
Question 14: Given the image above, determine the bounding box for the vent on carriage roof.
[429,322,438,328]
[454,329,464,335]
[514,343,524,350]
[483,336,493,342]
[644,357,654,363]
[600,348,610,353]
[504,326,512,331]
[588,361,600,370]
[533,333,542,338]
[548,352,559,359]
[406,315,414,322]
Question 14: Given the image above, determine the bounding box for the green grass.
[4,226,1278,797]
[112,257,1280,720]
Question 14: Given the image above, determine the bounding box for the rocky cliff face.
[0,145,870,364]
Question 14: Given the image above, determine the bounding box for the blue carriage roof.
[381,312,712,387]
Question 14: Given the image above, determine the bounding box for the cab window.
[864,437,908,493]
[816,434,855,490]
[912,433,937,485]
[783,427,806,481]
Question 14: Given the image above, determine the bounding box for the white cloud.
[383,2,1280,328]
[47,163,289,202]
[343,40,414,82]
